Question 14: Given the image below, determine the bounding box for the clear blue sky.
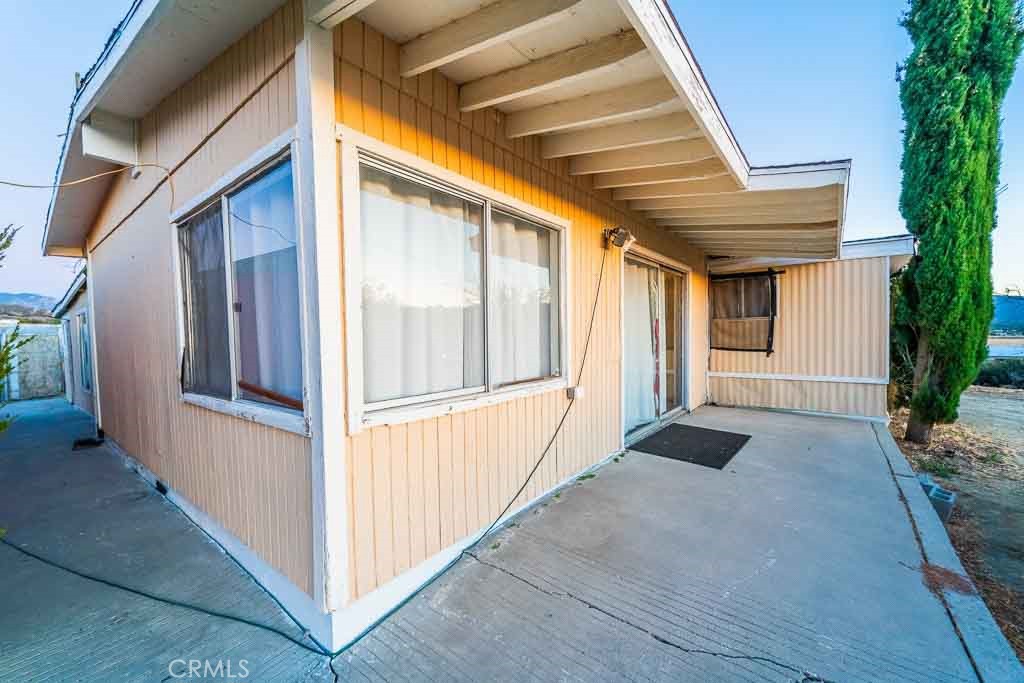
[0,1,1020,299]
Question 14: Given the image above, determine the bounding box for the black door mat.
[630,423,750,470]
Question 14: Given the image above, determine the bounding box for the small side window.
[178,157,303,412]
[710,272,778,355]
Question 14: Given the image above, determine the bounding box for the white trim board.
[296,15,349,616]
[708,371,888,385]
[103,436,333,649]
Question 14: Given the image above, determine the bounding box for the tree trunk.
[906,410,933,443]
[906,334,934,443]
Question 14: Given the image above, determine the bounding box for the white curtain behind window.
[490,211,559,386]
[623,260,659,434]
[360,164,485,404]
[228,160,303,408]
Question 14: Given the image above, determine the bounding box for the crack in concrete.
[466,552,839,683]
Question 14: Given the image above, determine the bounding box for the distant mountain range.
[993,294,1024,335]
[0,292,57,321]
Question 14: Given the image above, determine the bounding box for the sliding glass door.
[623,256,687,437]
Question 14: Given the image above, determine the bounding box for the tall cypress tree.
[898,0,1023,443]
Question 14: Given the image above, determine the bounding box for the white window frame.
[170,129,311,437]
[338,125,571,433]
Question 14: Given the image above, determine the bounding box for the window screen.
[710,272,778,355]
[179,203,232,399]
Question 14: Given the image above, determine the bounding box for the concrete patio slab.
[2,400,1015,681]
[337,407,991,682]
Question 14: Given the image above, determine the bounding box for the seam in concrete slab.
[465,551,839,683]
[871,422,1022,683]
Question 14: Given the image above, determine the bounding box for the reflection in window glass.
[743,278,771,318]
[490,211,560,386]
[227,161,303,409]
[359,164,485,404]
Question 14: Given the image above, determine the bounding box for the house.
[40,0,913,650]
[51,269,95,416]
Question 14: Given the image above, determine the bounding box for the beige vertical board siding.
[334,19,711,601]
[708,377,886,418]
[709,257,889,417]
[62,292,96,417]
[85,2,315,596]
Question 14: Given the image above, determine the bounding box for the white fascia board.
[616,0,749,186]
[708,234,916,273]
[841,234,916,259]
[51,270,88,318]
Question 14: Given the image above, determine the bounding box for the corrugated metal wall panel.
[86,1,315,597]
[709,257,889,417]
[709,376,887,418]
[334,18,710,601]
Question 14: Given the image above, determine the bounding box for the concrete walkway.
[0,400,1009,681]
[0,399,328,682]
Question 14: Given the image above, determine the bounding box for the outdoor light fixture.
[604,226,635,250]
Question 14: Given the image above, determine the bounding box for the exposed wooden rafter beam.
[644,199,836,220]
[459,30,647,111]
[592,159,728,189]
[569,139,713,175]
[697,248,835,258]
[611,176,738,200]
[663,221,839,233]
[400,0,583,78]
[687,241,833,250]
[629,186,840,211]
[541,112,698,158]
[505,79,677,138]
[668,229,835,239]
[651,208,838,226]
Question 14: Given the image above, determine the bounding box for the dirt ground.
[890,386,1024,662]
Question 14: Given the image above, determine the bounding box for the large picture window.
[178,157,304,412]
[710,272,778,355]
[358,159,563,412]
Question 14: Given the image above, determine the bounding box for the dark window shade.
[710,272,778,354]
[179,204,232,399]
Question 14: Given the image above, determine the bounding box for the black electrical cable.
[1,243,613,676]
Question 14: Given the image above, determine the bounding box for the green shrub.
[974,358,1024,389]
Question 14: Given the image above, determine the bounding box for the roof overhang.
[51,268,87,318]
[41,0,285,256]
[43,0,852,264]
[707,233,916,275]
